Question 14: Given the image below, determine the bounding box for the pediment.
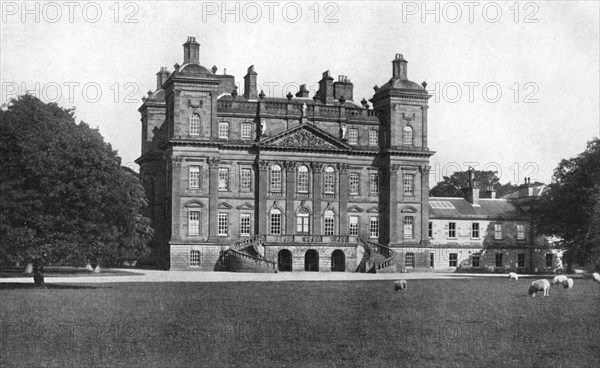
[348,205,363,213]
[218,202,233,209]
[261,124,351,150]
[367,206,380,213]
[236,203,255,210]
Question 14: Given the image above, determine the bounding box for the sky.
[1,1,598,187]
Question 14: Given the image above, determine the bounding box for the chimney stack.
[296,84,310,98]
[156,67,170,90]
[462,167,480,206]
[484,186,496,199]
[333,75,354,101]
[183,36,200,64]
[392,53,408,80]
[319,70,334,104]
[244,65,258,99]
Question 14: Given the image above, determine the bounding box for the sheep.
[508,272,519,281]
[593,272,600,283]
[552,275,568,285]
[562,278,574,289]
[394,280,408,291]
[528,279,550,298]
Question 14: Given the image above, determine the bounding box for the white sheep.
[394,280,408,291]
[593,272,600,283]
[562,278,574,289]
[552,275,568,285]
[508,272,518,281]
[528,279,550,298]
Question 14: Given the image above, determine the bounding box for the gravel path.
[0,269,536,284]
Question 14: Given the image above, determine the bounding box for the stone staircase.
[357,238,398,273]
[226,235,277,273]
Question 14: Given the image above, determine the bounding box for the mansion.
[136,37,562,273]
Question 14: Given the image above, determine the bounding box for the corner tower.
[371,53,434,248]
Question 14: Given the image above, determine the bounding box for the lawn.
[1,278,599,368]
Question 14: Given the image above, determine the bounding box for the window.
[349,173,360,195]
[323,166,336,194]
[545,254,553,267]
[270,164,282,192]
[495,253,503,267]
[324,210,335,236]
[348,128,358,145]
[369,130,378,146]
[518,253,525,268]
[240,213,251,236]
[449,253,458,267]
[405,253,415,268]
[430,201,455,209]
[403,174,414,196]
[430,253,435,267]
[448,222,456,238]
[471,223,479,239]
[270,208,281,235]
[296,208,310,234]
[189,165,200,189]
[218,213,228,236]
[403,216,414,239]
[240,168,252,191]
[189,114,200,136]
[428,222,433,238]
[349,216,359,236]
[218,167,229,191]
[297,165,309,193]
[189,210,200,236]
[370,217,379,238]
[494,224,503,240]
[517,224,525,240]
[190,250,201,267]
[369,173,379,194]
[472,254,480,268]
[403,125,413,146]
[218,122,229,139]
[241,123,252,139]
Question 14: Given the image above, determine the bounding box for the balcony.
[264,235,359,245]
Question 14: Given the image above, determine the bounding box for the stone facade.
[137,37,433,271]
[137,37,559,273]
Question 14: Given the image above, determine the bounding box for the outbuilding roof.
[429,197,528,220]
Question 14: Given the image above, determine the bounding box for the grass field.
[1,278,599,368]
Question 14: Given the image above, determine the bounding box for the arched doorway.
[305,249,319,271]
[331,250,345,272]
[277,249,293,272]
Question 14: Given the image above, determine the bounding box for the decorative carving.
[188,99,203,108]
[277,130,337,149]
[171,156,183,167]
[401,112,416,122]
[260,120,266,136]
[419,165,431,175]
[258,160,270,171]
[338,163,349,174]
[284,161,296,171]
[390,165,400,174]
[207,157,220,170]
[311,162,324,171]
[340,124,347,139]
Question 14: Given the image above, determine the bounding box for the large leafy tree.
[0,95,153,284]
[430,170,518,198]
[532,138,600,271]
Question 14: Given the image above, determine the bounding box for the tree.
[532,138,600,272]
[429,169,514,197]
[0,95,153,285]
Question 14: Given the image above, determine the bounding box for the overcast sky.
[2,1,598,186]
